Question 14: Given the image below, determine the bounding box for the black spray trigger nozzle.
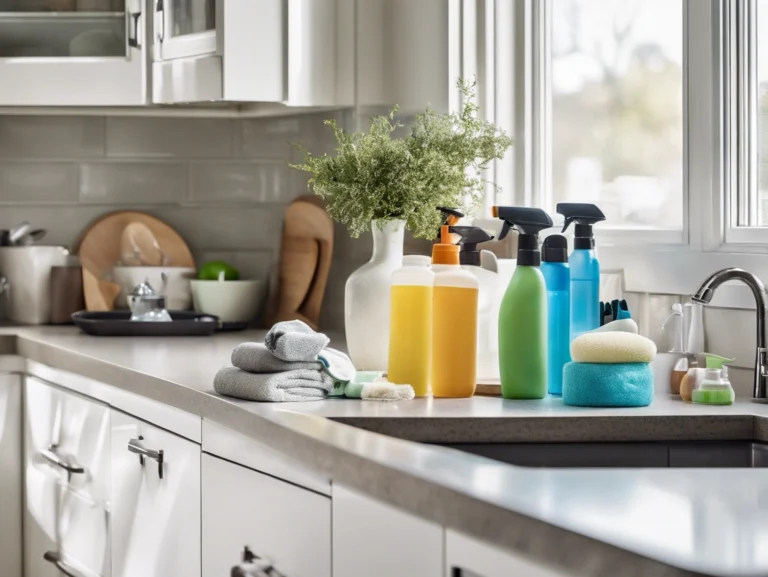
[498,221,512,241]
[556,203,606,234]
[435,207,465,239]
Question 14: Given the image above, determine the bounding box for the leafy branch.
[290,79,513,239]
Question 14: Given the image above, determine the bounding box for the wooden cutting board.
[272,196,334,329]
[76,211,195,311]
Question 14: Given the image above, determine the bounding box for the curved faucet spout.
[692,267,768,399]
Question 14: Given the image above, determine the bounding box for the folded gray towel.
[214,366,333,402]
[232,342,323,373]
[264,320,330,362]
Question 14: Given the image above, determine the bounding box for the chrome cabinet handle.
[128,9,142,48]
[43,551,88,577]
[128,436,164,479]
[156,0,165,42]
[231,546,286,577]
[41,444,85,481]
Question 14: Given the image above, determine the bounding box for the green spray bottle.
[492,206,554,399]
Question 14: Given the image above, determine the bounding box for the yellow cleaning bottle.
[388,255,435,396]
[431,226,479,398]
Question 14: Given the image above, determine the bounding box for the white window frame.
[481,0,768,308]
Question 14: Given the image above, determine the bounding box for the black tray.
[72,311,219,337]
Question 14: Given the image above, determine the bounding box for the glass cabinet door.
[0,0,128,58]
[155,0,217,61]
[0,0,147,106]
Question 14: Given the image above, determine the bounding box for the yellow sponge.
[571,332,657,364]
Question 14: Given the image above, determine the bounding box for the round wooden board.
[77,211,195,311]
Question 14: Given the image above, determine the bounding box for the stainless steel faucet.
[692,267,768,399]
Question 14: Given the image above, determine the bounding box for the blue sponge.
[562,362,653,407]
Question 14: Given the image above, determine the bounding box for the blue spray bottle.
[541,235,570,396]
[556,203,606,341]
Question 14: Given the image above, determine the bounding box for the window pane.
[758,0,768,225]
[551,0,684,229]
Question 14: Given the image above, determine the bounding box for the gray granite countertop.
[7,326,768,577]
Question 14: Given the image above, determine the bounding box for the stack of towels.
[562,319,657,407]
[214,320,414,402]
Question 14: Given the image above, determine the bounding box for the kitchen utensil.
[77,211,194,311]
[112,266,195,310]
[190,279,266,324]
[17,229,47,246]
[72,311,218,337]
[9,221,33,245]
[49,265,85,324]
[272,196,334,329]
[120,222,167,266]
[128,279,172,322]
[0,246,70,324]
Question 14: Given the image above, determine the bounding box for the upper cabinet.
[0,0,148,106]
[151,0,354,107]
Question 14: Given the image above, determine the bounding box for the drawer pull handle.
[43,551,88,577]
[40,445,85,480]
[128,436,164,479]
[231,546,286,577]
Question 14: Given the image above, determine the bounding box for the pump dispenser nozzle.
[492,206,553,266]
[556,203,606,249]
[449,226,495,266]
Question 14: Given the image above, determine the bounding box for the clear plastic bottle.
[431,227,479,398]
[388,255,434,397]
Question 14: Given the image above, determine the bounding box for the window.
[550,0,684,231]
[480,0,768,300]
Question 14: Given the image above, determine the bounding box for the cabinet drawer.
[202,454,331,577]
[446,530,571,577]
[110,409,201,577]
[333,485,443,577]
[24,376,111,577]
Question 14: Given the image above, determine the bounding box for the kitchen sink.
[434,441,768,468]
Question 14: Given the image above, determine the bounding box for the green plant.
[290,80,513,239]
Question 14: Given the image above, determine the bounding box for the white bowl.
[190,279,266,323]
[112,266,196,311]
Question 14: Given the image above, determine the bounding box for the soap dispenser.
[431,225,479,398]
[692,354,735,405]
[556,203,606,340]
[492,206,554,399]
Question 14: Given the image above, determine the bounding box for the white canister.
[0,246,70,324]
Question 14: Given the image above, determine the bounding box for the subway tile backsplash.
[0,110,354,329]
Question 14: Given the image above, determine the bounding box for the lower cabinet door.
[0,374,22,577]
[202,453,331,577]
[446,530,572,577]
[24,377,111,577]
[332,484,443,577]
[110,409,201,577]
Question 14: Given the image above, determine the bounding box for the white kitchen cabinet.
[152,0,353,106]
[0,373,22,577]
[0,0,148,106]
[110,408,201,577]
[446,530,572,577]
[202,453,331,577]
[333,484,444,577]
[24,376,111,577]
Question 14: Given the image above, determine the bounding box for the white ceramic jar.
[344,220,404,371]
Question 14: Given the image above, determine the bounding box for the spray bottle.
[557,203,606,340]
[541,235,570,396]
[492,206,553,399]
[450,225,501,381]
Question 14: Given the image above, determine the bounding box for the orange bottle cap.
[432,225,460,265]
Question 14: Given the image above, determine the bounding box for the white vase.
[345,220,405,370]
